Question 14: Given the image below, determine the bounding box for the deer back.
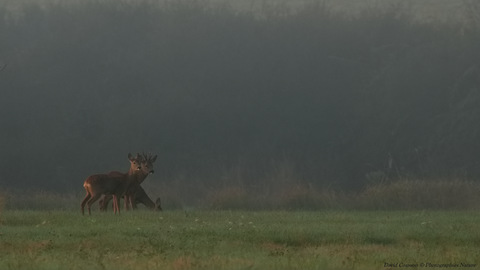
[83,153,142,197]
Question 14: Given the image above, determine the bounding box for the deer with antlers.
[99,153,160,211]
[81,153,147,215]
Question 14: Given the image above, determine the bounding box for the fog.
[0,0,479,203]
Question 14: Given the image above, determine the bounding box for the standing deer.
[80,153,142,215]
[126,153,157,209]
[100,153,159,211]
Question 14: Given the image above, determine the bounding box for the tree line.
[0,0,479,198]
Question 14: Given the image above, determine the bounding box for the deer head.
[140,152,157,175]
[128,153,142,173]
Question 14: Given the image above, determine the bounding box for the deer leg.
[129,194,135,210]
[99,195,105,211]
[133,193,141,210]
[113,195,121,214]
[100,195,112,211]
[155,198,162,211]
[86,194,102,216]
[116,196,121,214]
[112,195,117,214]
[81,193,91,216]
[117,196,121,214]
[124,195,130,211]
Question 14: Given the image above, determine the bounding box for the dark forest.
[1,0,480,209]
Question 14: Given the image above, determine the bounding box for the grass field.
[0,210,479,270]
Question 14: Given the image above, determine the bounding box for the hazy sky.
[0,0,477,195]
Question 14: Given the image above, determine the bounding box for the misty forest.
[1,0,480,210]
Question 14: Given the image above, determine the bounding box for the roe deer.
[134,187,162,211]
[100,153,158,211]
[125,153,157,209]
[99,185,162,211]
[80,153,141,215]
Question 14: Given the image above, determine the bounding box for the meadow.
[2,1,480,267]
[1,210,479,270]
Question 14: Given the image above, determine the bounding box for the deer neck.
[137,171,149,184]
[125,167,141,182]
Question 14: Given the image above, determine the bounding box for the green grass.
[0,210,479,269]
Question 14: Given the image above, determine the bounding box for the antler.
[140,152,150,162]
[140,152,157,162]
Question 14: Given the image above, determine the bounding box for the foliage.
[357,179,480,210]
[4,179,480,211]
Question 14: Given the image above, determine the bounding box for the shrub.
[206,187,250,210]
[357,179,480,210]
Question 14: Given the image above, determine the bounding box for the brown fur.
[99,153,160,211]
[80,153,141,215]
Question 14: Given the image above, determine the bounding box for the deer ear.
[128,153,134,160]
[151,155,157,162]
